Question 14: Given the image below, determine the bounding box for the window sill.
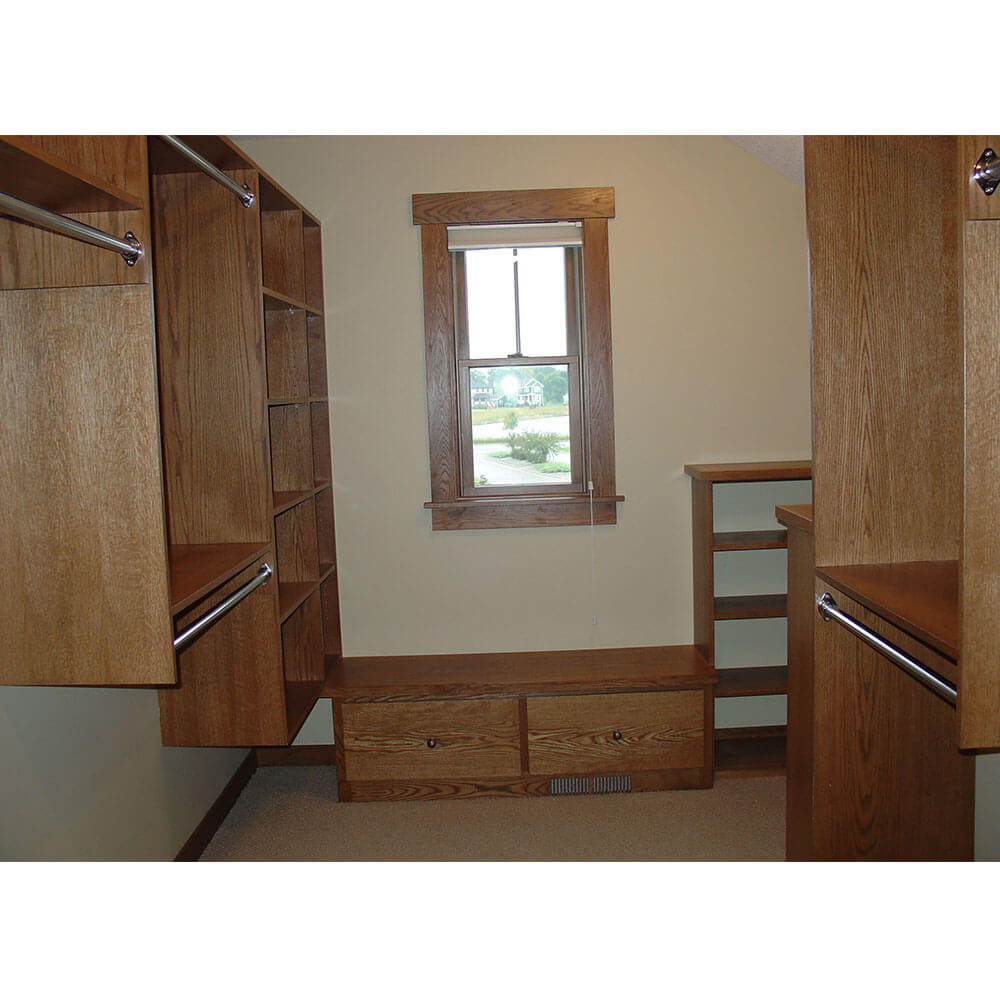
[424,494,624,530]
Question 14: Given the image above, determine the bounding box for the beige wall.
[241,135,812,659]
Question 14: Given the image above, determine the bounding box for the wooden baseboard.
[254,744,338,767]
[174,750,257,861]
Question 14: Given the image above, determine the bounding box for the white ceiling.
[726,136,805,187]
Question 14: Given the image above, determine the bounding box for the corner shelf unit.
[149,136,341,747]
[685,460,812,772]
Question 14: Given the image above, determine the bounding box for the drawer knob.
[612,729,622,742]
[426,737,437,748]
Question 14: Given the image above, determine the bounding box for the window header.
[447,222,583,252]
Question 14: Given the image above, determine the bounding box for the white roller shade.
[447,221,583,252]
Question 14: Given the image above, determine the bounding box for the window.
[412,187,621,530]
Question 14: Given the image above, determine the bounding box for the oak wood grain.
[960,219,1000,748]
[151,167,272,546]
[169,542,272,615]
[428,496,621,529]
[811,584,974,860]
[684,461,811,482]
[412,187,615,225]
[324,645,716,701]
[774,503,813,535]
[0,284,174,684]
[691,477,714,664]
[526,690,704,775]
[806,136,962,567]
[274,497,319,585]
[159,558,285,746]
[340,698,522,781]
[815,560,958,662]
[261,208,305,302]
[264,306,309,400]
[268,403,313,493]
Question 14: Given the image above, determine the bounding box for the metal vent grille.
[593,774,632,794]
[550,776,589,795]
[549,775,633,795]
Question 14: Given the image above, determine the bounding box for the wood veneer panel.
[582,217,617,499]
[714,726,787,776]
[782,511,816,860]
[774,503,813,535]
[806,136,962,567]
[0,135,146,212]
[961,136,1000,221]
[152,167,271,546]
[811,585,974,859]
[324,645,716,701]
[713,529,787,551]
[526,690,704,775]
[420,223,459,503]
[715,666,787,697]
[412,187,615,225]
[264,307,309,400]
[311,402,332,485]
[169,542,272,615]
[269,403,312,493]
[159,558,285,746]
[691,477,714,664]
[307,314,328,396]
[282,590,324,685]
[0,208,149,290]
[274,499,319,586]
[261,209,305,302]
[320,573,343,656]
[341,698,521,781]
[684,461,812,483]
[0,284,174,685]
[713,594,787,620]
[303,225,325,313]
[960,220,1000,748]
[815,560,959,662]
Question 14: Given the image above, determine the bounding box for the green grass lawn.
[471,405,568,426]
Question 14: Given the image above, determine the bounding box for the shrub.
[507,430,561,464]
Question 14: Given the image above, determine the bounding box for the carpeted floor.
[200,766,786,861]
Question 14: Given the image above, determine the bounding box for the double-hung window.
[413,187,621,530]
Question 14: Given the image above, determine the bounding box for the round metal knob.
[426,737,437,748]
[612,730,622,742]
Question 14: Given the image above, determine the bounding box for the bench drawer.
[340,698,521,781]
[526,690,705,775]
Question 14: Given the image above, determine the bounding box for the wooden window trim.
[415,187,621,530]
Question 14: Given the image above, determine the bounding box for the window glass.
[514,247,568,357]
[467,363,572,487]
[465,249,517,358]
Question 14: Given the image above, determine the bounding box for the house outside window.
[412,187,621,530]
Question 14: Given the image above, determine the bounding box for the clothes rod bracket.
[0,190,143,265]
[159,136,255,208]
[973,147,999,196]
[816,592,957,705]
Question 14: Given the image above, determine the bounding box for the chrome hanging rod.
[173,563,272,652]
[0,190,143,265]
[816,593,957,705]
[973,147,1000,196]
[160,136,255,208]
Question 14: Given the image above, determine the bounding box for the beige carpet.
[200,766,786,861]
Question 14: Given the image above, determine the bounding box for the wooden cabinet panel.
[341,699,521,781]
[526,690,704,775]
[0,284,174,685]
[811,584,974,860]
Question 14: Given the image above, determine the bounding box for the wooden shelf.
[323,645,717,701]
[715,726,786,775]
[713,529,787,551]
[278,581,316,622]
[774,503,813,534]
[168,542,272,616]
[0,136,145,214]
[273,488,315,516]
[684,460,812,483]
[262,286,320,316]
[715,666,788,698]
[714,594,787,620]
[815,560,959,660]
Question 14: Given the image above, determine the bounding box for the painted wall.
[240,135,813,667]
[0,686,244,860]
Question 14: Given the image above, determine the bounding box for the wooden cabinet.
[1,135,340,748]
[684,461,811,772]
[0,136,174,685]
[328,647,716,801]
[800,135,1000,859]
[149,136,341,746]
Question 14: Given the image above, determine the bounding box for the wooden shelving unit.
[149,136,341,747]
[685,460,812,773]
[1,136,176,686]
